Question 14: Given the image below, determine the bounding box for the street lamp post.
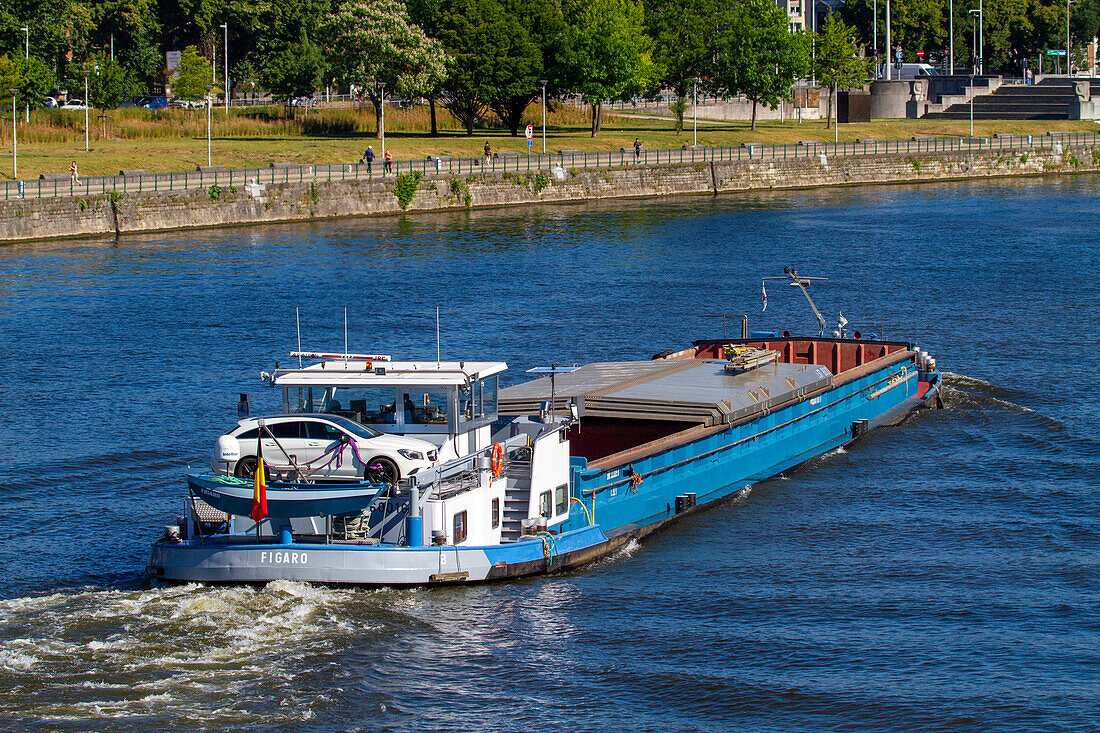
[539,79,547,154]
[811,0,816,84]
[379,81,386,163]
[221,23,229,112]
[693,77,699,146]
[969,10,978,136]
[205,85,213,167]
[83,69,90,152]
[20,26,29,121]
[885,0,892,80]
[873,0,876,60]
[949,0,954,75]
[9,89,17,179]
[1067,0,1073,74]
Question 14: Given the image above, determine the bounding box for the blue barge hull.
[148,337,941,586]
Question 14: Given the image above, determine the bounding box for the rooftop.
[274,360,507,388]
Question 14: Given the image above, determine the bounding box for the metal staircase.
[500,453,534,542]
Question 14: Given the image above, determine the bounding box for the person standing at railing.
[69,161,79,183]
[484,141,491,162]
[363,146,375,172]
[634,137,642,162]
[384,149,392,174]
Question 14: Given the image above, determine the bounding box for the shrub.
[394,171,422,209]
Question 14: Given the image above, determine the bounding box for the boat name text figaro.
[260,550,308,564]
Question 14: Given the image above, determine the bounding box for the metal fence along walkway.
[3,131,1098,201]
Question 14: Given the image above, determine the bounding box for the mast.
[763,267,829,336]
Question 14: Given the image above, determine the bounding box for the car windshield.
[322,414,381,439]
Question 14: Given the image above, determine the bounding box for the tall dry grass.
[11,100,601,144]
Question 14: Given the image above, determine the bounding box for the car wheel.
[235,456,258,479]
[365,457,400,484]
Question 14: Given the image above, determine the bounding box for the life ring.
[490,443,505,478]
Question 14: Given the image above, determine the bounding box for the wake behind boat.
[148,270,942,586]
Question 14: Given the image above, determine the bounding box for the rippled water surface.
[1,177,1098,731]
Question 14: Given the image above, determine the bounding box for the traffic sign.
[1045,49,1066,56]
[895,45,903,61]
[917,49,925,59]
[525,125,533,139]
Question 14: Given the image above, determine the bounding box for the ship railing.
[411,434,531,506]
[5,130,1100,201]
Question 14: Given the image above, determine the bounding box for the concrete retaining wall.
[2,145,1098,243]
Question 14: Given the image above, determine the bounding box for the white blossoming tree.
[323,0,450,137]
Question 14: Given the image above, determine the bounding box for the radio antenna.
[436,307,441,365]
[296,307,303,367]
[343,307,349,361]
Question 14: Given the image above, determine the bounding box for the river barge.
[147,271,941,586]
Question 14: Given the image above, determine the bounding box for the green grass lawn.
[2,105,1097,180]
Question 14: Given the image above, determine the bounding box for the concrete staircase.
[925,78,1100,120]
[500,454,534,542]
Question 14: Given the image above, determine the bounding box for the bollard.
[279,524,293,544]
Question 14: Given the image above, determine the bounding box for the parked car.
[42,97,58,108]
[170,98,206,109]
[60,99,93,110]
[212,414,438,483]
[135,95,169,109]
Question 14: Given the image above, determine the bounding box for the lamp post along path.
[693,77,698,147]
[83,70,89,152]
[10,89,17,179]
[205,86,213,167]
[379,81,386,163]
[539,79,547,154]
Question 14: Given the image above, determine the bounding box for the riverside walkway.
[3,130,1098,202]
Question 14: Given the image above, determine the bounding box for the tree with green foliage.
[813,15,870,128]
[0,55,23,99]
[172,45,214,100]
[17,56,54,111]
[645,0,726,132]
[432,0,504,134]
[711,0,808,131]
[90,0,162,90]
[558,0,658,136]
[485,0,565,136]
[264,35,324,107]
[89,54,131,109]
[323,0,448,136]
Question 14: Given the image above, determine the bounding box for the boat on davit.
[147,269,942,586]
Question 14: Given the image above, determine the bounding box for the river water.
[0,177,1097,731]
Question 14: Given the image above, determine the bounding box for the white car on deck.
[212,414,438,483]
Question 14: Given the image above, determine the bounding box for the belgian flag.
[251,433,268,522]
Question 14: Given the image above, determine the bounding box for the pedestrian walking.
[363,145,375,172]
[484,141,492,162]
[384,149,392,174]
[633,137,642,162]
[69,161,79,183]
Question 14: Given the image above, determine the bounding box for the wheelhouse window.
[453,510,468,544]
[491,498,500,529]
[554,484,568,516]
[324,387,399,426]
[459,376,499,424]
[539,491,552,519]
[402,390,450,426]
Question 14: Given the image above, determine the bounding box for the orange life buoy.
[490,443,504,478]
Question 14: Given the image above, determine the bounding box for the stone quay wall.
[1,145,1098,243]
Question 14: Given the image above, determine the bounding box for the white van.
[879,62,938,79]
